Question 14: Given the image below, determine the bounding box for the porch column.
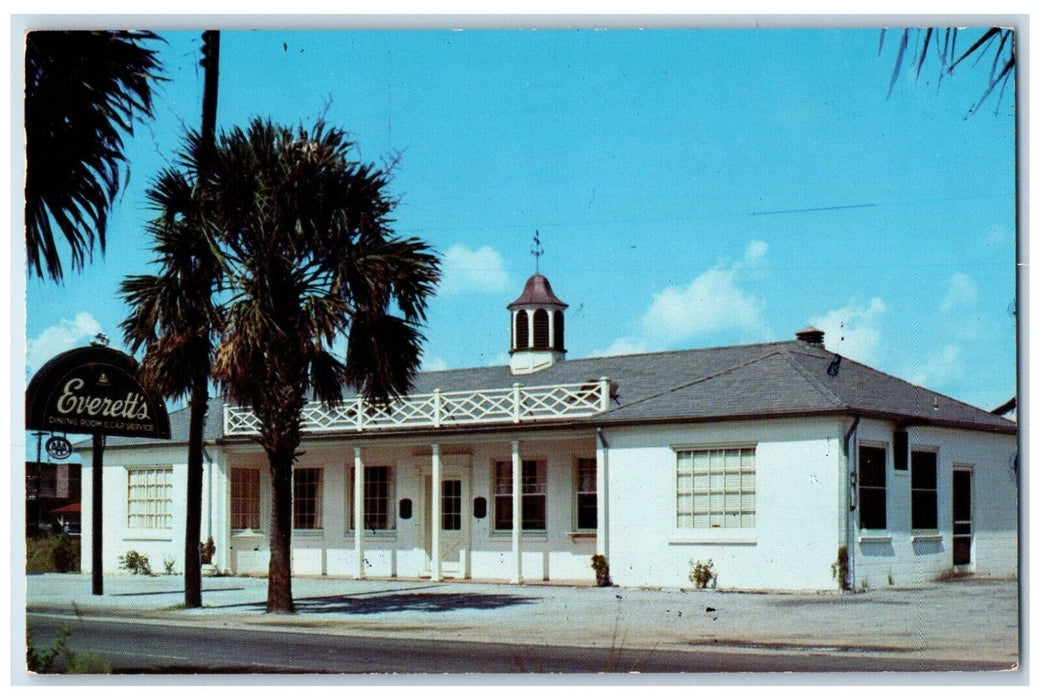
[596,429,609,559]
[431,443,442,582]
[353,446,365,579]
[511,439,523,583]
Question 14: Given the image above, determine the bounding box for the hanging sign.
[45,435,73,460]
[26,346,171,439]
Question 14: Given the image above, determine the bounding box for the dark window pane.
[911,491,938,529]
[522,494,546,530]
[515,311,529,349]
[953,471,972,522]
[532,309,549,349]
[577,493,597,530]
[859,446,886,486]
[859,487,886,529]
[553,310,564,350]
[911,452,937,489]
[894,430,908,470]
[494,495,512,530]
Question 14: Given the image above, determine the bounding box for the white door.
[423,467,470,577]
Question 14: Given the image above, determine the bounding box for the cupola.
[508,273,567,375]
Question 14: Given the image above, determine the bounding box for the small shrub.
[200,536,216,565]
[118,550,152,575]
[27,625,111,674]
[51,533,78,573]
[163,555,176,575]
[689,558,717,589]
[831,545,850,590]
[591,554,612,587]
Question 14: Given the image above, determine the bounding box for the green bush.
[689,558,717,589]
[118,550,152,575]
[27,625,111,674]
[26,535,80,573]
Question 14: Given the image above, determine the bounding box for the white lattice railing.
[223,378,612,436]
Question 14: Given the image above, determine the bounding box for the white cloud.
[438,244,510,296]
[939,273,978,313]
[421,354,450,372]
[810,298,886,364]
[26,312,102,374]
[739,240,769,268]
[592,336,649,357]
[641,268,766,344]
[910,344,966,388]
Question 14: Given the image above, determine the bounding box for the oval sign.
[45,435,73,460]
[26,346,171,439]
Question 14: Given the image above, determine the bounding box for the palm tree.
[25,30,163,282]
[119,132,223,608]
[205,118,439,612]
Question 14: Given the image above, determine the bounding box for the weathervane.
[531,231,544,273]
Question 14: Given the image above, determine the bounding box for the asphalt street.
[19,573,1022,678]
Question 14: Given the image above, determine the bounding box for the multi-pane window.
[231,468,261,531]
[575,458,597,530]
[676,448,756,529]
[911,450,939,530]
[347,466,396,531]
[293,467,322,530]
[127,466,173,530]
[494,460,546,531]
[858,445,887,530]
[442,480,462,531]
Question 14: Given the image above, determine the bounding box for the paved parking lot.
[23,573,1020,668]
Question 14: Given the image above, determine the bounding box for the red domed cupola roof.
[508,273,568,310]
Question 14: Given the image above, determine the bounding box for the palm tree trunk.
[183,376,208,608]
[267,450,295,613]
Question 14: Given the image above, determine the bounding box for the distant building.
[26,460,81,536]
[76,273,1017,590]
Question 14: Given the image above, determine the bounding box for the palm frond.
[25,30,164,282]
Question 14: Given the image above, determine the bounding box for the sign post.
[26,346,170,595]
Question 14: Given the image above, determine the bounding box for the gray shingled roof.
[86,338,1015,450]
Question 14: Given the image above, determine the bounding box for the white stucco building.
[77,273,1018,591]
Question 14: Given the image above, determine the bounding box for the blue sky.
[21,26,1018,414]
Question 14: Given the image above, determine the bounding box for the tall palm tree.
[205,118,439,613]
[25,30,163,282]
[119,132,223,608]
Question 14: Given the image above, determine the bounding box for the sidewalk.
[23,573,1020,667]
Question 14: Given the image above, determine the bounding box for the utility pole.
[183,28,220,610]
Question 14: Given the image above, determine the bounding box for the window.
[231,468,261,531]
[553,310,565,350]
[293,467,322,530]
[911,450,938,530]
[514,311,529,349]
[442,480,462,531]
[676,447,755,529]
[347,466,396,531]
[858,445,887,530]
[575,457,597,530]
[532,309,549,349]
[127,466,173,530]
[494,460,546,531]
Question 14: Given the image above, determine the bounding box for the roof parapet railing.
[223,379,611,437]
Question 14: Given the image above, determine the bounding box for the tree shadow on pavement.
[226,591,540,615]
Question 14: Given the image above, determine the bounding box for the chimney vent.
[796,326,825,346]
